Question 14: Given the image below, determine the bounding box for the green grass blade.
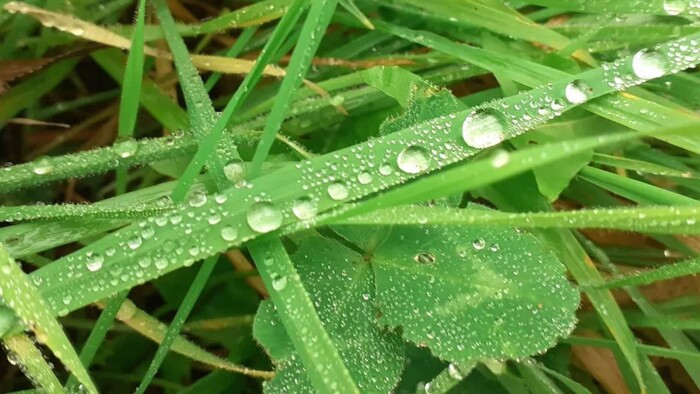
[134,256,218,394]
[0,244,98,394]
[526,0,700,17]
[152,0,230,191]
[0,203,171,222]
[2,334,66,394]
[249,0,340,177]
[115,0,147,195]
[171,0,311,200]
[587,257,700,289]
[248,237,360,393]
[423,362,476,394]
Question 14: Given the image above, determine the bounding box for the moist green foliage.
[1,0,700,393]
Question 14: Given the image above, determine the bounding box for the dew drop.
[86,254,104,272]
[154,257,168,270]
[414,252,436,264]
[472,238,486,250]
[208,214,221,225]
[490,150,510,168]
[564,80,591,104]
[462,108,508,149]
[327,182,349,201]
[379,164,393,176]
[188,191,207,207]
[632,50,668,80]
[114,139,138,158]
[397,145,431,174]
[357,171,373,184]
[246,202,283,233]
[292,197,318,220]
[447,363,464,380]
[127,236,142,250]
[271,274,288,291]
[220,226,238,242]
[32,157,53,175]
[663,0,687,15]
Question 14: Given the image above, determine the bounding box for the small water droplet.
[189,191,207,207]
[127,236,142,250]
[246,202,283,233]
[414,252,436,264]
[472,238,486,250]
[327,182,349,201]
[462,109,508,149]
[632,50,668,80]
[379,164,393,176]
[564,80,591,104]
[154,257,168,270]
[329,95,345,106]
[32,157,53,175]
[271,274,288,291]
[490,150,510,168]
[357,171,373,184]
[86,254,104,272]
[447,363,464,380]
[114,139,138,158]
[292,197,318,220]
[489,243,500,252]
[397,145,431,174]
[220,226,238,242]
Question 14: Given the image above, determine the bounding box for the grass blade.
[2,334,66,394]
[248,237,360,393]
[250,0,340,176]
[0,244,98,394]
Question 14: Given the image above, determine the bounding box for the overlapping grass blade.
[0,245,97,394]
[2,334,66,394]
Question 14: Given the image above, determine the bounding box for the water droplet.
[32,157,53,175]
[462,109,508,149]
[663,0,687,15]
[414,252,436,264]
[246,202,283,233]
[397,145,431,174]
[271,274,288,291]
[489,243,500,252]
[447,363,464,380]
[357,171,372,184]
[189,191,207,207]
[138,256,152,268]
[292,197,318,220]
[329,95,345,106]
[379,164,393,176]
[327,182,349,201]
[127,236,142,250]
[472,238,486,250]
[564,80,591,104]
[208,214,221,225]
[86,254,104,272]
[490,150,510,168]
[154,257,168,270]
[632,50,668,80]
[114,139,138,158]
[220,226,238,242]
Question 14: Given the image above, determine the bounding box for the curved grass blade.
[339,205,700,235]
[526,0,700,17]
[2,334,66,394]
[249,237,361,394]
[250,0,340,176]
[422,363,476,394]
[586,257,700,289]
[134,256,218,394]
[0,244,98,394]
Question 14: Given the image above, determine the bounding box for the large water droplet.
[220,226,238,242]
[271,274,288,291]
[327,182,349,201]
[114,140,138,158]
[357,172,373,184]
[632,50,668,80]
[379,164,393,176]
[246,202,283,233]
[564,80,591,104]
[462,109,508,149]
[154,257,168,270]
[397,146,431,174]
[292,197,318,220]
[86,254,104,272]
[32,157,53,175]
[663,0,687,15]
